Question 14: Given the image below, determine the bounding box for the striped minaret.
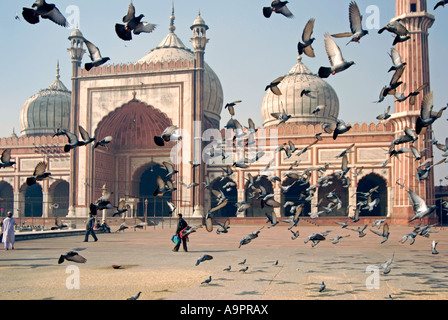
[390,0,436,224]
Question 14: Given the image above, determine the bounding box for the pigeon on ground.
[22,0,69,27]
[331,1,369,45]
[431,241,439,254]
[196,254,213,266]
[223,266,231,271]
[127,292,141,300]
[239,266,249,272]
[263,0,294,18]
[58,251,87,264]
[318,33,355,78]
[115,2,156,41]
[201,276,212,284]
[297,18,316,57]
[319,281,326,292]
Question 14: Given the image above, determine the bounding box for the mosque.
[0,0,438,225]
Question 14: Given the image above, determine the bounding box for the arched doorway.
[356,173,387,217]
[49,180,69,217]
[317,174,349,217]
[23,183,43,217]
[137,164,173,217]
[209,177,238,217]
[282,177,311,217]
[0,181,13,218]
[245,176,275,217]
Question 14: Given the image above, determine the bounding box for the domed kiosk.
[261,57,339,127]
[19,63,71,136]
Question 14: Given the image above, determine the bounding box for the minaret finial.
[169,2,176,33]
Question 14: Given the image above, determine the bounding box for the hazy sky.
[0,0,447,182]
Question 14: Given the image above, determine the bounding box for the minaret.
[190,11,209,217]
[67,28,86,217]
[390,0,436,223]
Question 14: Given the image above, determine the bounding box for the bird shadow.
[234,291,262,296]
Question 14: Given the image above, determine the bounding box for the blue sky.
[0,0,447,182]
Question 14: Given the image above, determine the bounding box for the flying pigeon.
[318,33,355,78]
[312,105,327,115]
[330,235,350,244]
[84,39,110,72]
[388,47,406,72]
[270,108,291,126]
[26,161,52,186]
[58,251,87,264]
[416,92,447,135]
[115,2,157,41]
[379,253,394,275]
[154,125,182,147]
[331,1,369,45]
[22,0,69,27]
[332,119,352,140]
[196,254,213,266]
[348,224,368,237]
[431,240,439,254]
[115,223,128,232]
[378,19,410,45]
[263,0,294,18]
[112,200,128,217]
[370,223,390,244]
[435,0,448,9]
[224,100,242,116]
[216,219,230,234]
[0,149,16,169]
[265,76,286,95]
[304,233,326,247]
[94,136,113,149]
[297,18,316,57]
[408,189,437,222]
[376,106,392,121]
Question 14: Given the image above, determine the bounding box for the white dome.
[262,58,339,127]
[136,30,223,124]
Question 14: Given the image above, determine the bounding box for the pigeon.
[417,158,446,181]
[376,106,392,121]
[153,176,176,197]
[331,1,369,45]
[388,47,406,73]
[265,76,286,96]
[84,39,110,72]
[372,219,386,229]
[94,136,113,149]
[216,219,230,234]
[26,161,52,186]
[115,2,157,41]
[263,0,294,18]
[370,223,390,244]
[379,253,394,275]
[196,254,213,266]
[78,126,96,146]
[58,251,87,264]
[336,220,349,229]
[378,18,409,39]
[239,228,263,248]
[238,259,247,265]
[312,105,327,115]
[348,224,368,237]
[390,127,418,147]
[127,292,141,300]
[201,276,212,284]
[154,126,182,147]
[297,18,316,57]
[239,266,249,272]
[319,281,326,292]
[431,241,439,254]
[304,233,326,247]
[408,189,437,222]
[290,230,300,240]
[329,119,352,140]
[416,92,447,135]
[407,83,428,106]
[0,149,16,169]
[265,211,278,228]
[22,0,69,27]
[330,235,350,244]
[163,162,178,179]
[115,223,128,232]
[53,129,83,152]
[224,100,242,116]
[223,266,231,271]
[435,0,448,9]
[318,33,355,78]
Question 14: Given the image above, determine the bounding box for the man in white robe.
[2,212,15,250]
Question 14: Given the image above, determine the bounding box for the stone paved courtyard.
[1,222,447,301]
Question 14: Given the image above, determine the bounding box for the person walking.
[173,213,189,252]
[84,211,98,242]
[2,212,16,250]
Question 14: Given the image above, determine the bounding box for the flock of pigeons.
[8,0,448,299]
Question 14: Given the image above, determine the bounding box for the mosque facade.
[0,0,437,225]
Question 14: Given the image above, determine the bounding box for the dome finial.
[56,60,60,80]
[169,2,176,33]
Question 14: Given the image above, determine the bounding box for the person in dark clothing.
[173,213,189,252]
[84,212,98,242]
